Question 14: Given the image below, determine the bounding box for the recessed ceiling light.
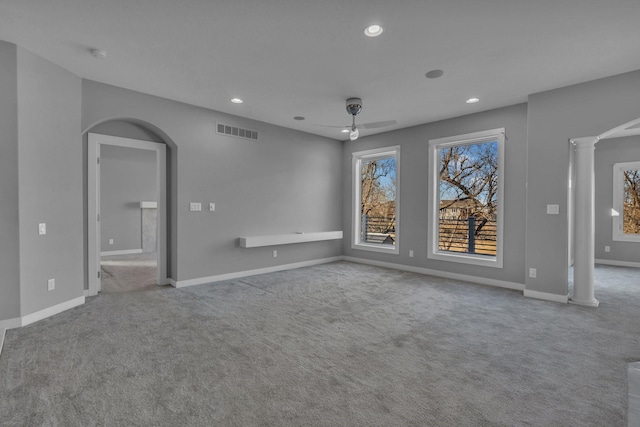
[425,69,444,79]
[230,98,243,104]
[341,129,350,133]
[90,48,107,59]
[466,97,480,104]
[293,116,305,121]
[364,25,384,37]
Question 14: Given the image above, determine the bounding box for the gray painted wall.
[526,70,640,296]
[595,136,640,263]
[341,104,528,285]
[0,41,21,320]
[81,80,343,282]
[16,46,83,316]
[100,145,157,252]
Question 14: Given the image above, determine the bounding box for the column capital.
[570,136,599,147]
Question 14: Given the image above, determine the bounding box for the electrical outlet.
[109,238,114,245]
[409,250,414,258]
[47,278,55,291]
[546,204,560,215]
[273,250,277,258]
[604,246,610,252]
[529,268,537,278]
[39,223,46,235]
[189,202,202,212]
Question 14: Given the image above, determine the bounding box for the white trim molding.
[612,161,640,243]
[174,257,343,288]
[523,289,569,304]
[595,259,640,268]
[0,327,5,357]
[351,146,400,255]
[0,296,85,330]
[21,296,85,327]
[428,128,505,268]
[101,249,144,256]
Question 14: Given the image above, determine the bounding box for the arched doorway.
[83,119,176,296]
[569,117,640,306]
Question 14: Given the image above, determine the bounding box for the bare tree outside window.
[623,169,640,234]
[438,140,498,255]
[359,157,397,246]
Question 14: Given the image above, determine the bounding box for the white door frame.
[88,133,167,296]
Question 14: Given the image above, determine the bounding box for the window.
[352,146,400,254]
[612,161,640,242]
[428,129,504,267]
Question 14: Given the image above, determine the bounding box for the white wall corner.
[523,289,569,304]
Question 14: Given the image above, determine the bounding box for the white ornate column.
[570,136,599,307]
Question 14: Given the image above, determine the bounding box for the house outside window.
[428,129,504,267]
[352,146,400,254]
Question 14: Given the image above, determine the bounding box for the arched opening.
[569,117,640,307]
[82,119,177,295]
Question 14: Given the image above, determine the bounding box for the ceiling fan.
[318,98,397,141]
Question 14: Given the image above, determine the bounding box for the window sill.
[352,242,399,255]
[428,251,502,268]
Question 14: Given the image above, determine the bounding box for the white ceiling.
[1,0,640,140]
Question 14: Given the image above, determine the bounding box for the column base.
[569,298,600,308]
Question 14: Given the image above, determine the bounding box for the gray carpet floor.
[1,260,638,426]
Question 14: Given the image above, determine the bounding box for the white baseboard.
[21,296,85,328]
[101,249,144,256]
[166,278,177,287]
[595,258,640,268]
[174,256,343,288]
[0,317,21,330]
[0,327,5,357]
[341,256,525,291]
[523,289,569,304]
[0,295,85,331]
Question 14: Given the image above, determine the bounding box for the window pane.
[623,169,640,235]
[360,157,396,246]
[438,140,498,256]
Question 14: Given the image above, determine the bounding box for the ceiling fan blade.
[313,124,350,128]
[361,120,397,129]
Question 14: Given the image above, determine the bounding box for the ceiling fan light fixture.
[350,127,359,141]
[364,25,384,37]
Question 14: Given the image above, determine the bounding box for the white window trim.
[352,146,400,254]
[427,128,505,268]
[612,161,640,242]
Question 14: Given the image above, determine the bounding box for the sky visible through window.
[438,140,498,208]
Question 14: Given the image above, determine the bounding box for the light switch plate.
[546,204,560,215]
[39,223,46,235]
[209,203,215,212]
[47,278,55,291]
[190,202,202,212]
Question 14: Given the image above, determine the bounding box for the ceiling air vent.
[216,123,258,140]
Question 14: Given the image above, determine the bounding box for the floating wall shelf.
[239,231,343,248]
